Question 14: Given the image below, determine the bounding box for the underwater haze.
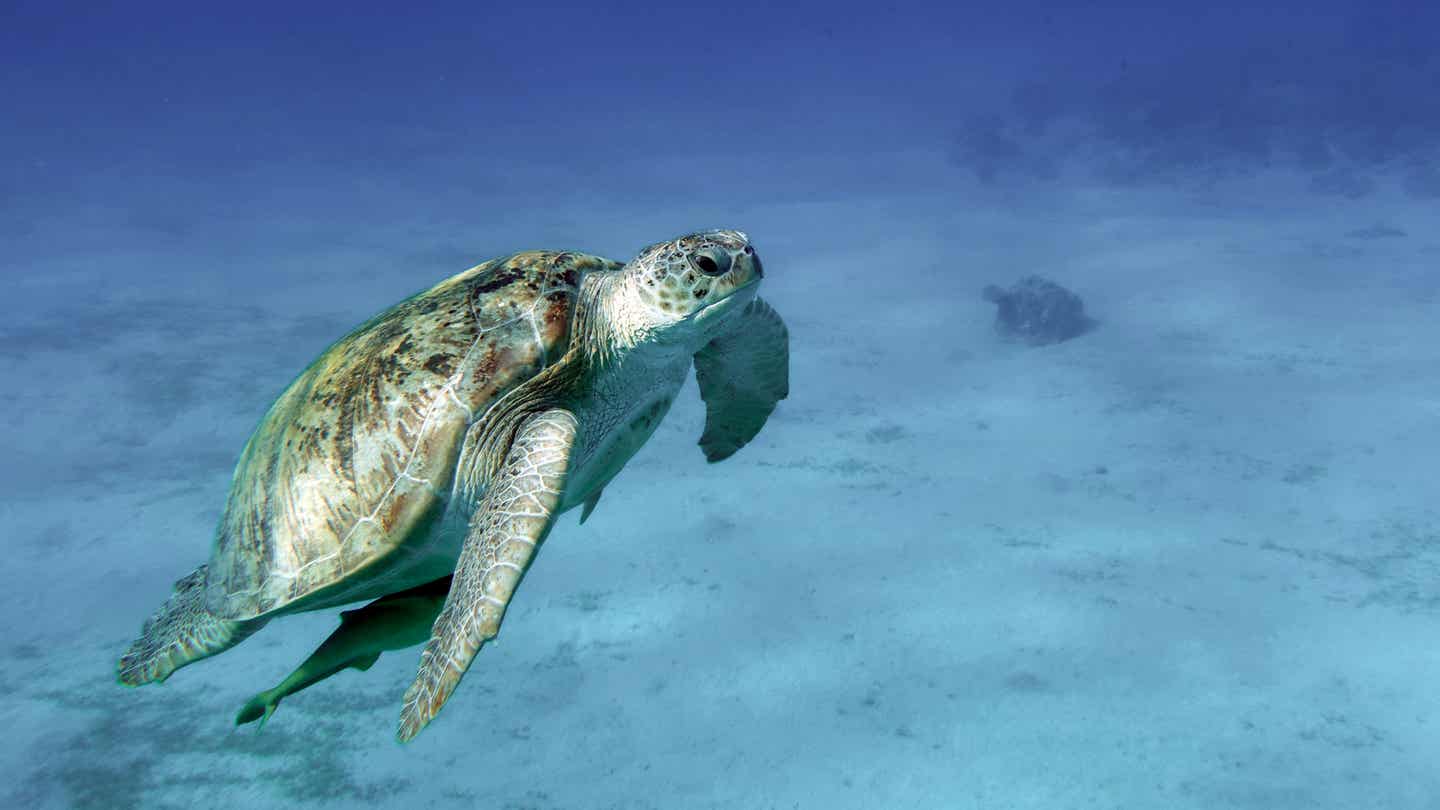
[5,0,1440,807]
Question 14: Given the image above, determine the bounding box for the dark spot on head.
[694,288,709,299]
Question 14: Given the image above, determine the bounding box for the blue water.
[5,1,1440,808]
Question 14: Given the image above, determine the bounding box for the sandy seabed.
[3,153,1437,809]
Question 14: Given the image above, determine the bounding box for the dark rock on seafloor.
[981,276,1094,345]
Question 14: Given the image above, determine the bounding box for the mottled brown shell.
[206,251,620,619]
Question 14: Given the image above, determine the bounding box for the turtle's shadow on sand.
[993,314,1101,347]
[13,659,411,810]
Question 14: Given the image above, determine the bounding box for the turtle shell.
[205,251,619,620]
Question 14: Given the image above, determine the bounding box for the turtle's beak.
[737,246,762,281]
[720,248,763,303]
[692,269,759,332]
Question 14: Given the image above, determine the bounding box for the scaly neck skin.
[575,270,694,378]
[558,271,694,508]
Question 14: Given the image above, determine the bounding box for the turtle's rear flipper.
[117,565,262,686]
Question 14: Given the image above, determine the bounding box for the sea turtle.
[117,229,788,741]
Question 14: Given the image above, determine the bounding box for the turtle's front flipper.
[693,297,789,462]
[235,577,452,728]
[397,409,577,742]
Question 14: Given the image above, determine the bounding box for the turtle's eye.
[690,249,731,277]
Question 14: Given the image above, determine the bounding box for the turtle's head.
[617,229,763,348]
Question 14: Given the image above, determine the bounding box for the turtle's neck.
[575,270,681,375]
[558,269,693,500]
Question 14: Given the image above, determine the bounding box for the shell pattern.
[206,251,620,619]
